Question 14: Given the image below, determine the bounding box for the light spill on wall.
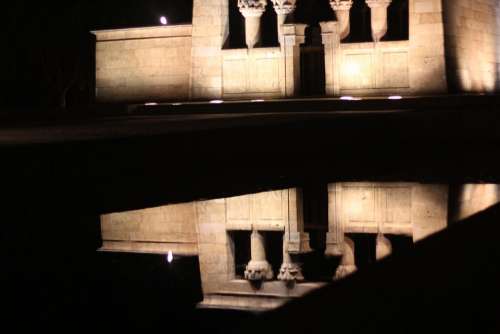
[457,184,500,221]
[443,0,500,93]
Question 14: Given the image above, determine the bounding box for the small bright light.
[251,99,265,103]
[145,102,158,106]
[388,95,403,100]
[171,102,182,106]
[340,96,362,101]
[167,250,173,263]
[160,16,168,25]
[210,100,224,104]
[341,96,354,100]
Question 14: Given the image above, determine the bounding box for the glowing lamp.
[160,16,168,25]
[167,250,173,263]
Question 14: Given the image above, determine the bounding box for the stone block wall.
[190,0,230,100]
[326,183,448,250]
[338,41,411,96]
[100,202,198,255]
[454,184,500,221]
[195,199,235,293]
[443,0,500,93]
[222,47,283,99]
[408,0,448,94]
[94,25,192,103]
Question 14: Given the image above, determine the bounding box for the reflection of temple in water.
[100,183,500,310]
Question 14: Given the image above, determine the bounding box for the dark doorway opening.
[231,231,251,278]
[300,25,326,96]
[265,231,284,276]
[349,233,377,269]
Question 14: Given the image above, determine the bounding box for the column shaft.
[330,0,353,40]
[366,0,392,42]
[239,0,267,48]
[245,229,273,281]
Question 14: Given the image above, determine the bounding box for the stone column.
[330,0,353,40]
[238,0,268,49]
[282,24,307,97]
[278,235,304,281]
[320,21,341,96]
[325,183,344,257]
[278,188,310,282]
[376,233,392,260]
[271,0,296,45]
[334,236,357,280]
[365,0,392,42]
[245,229,274,281]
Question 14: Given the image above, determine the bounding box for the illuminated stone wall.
[100,202,198,255]
[408,0,447,94]
[190,0,230,99]
[338,41,411,95]
[222,47,284,99]
[443,0,500,93]
[94,25,192,103]
[321,0,448,96]
[455,184,500,221]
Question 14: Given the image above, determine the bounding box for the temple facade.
[93,0,500,103]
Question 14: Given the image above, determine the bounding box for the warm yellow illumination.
[344,62,360,76]
[340,96,362,101]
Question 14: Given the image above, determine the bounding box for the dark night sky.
[2,1,194,110]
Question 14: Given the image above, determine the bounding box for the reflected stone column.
[245,229,274,281]
[278,234,304,281]
[238,0,268,48]
[365,0,392,42]
[376,233,392,260]
[327,184,357,280]
[334,236,357,280]
[271,0,296,46]
[278,188,310,282]
[330,0,353,40]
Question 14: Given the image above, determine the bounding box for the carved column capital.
[330,0,353,11]
[244,229,273,281]
[365,0,392,9]
[330,0,353,40]
[271,0,296,15]
[238,0,268,17]
[365,0,392,42]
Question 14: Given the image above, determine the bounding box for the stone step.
[198,280,327,311]
[198,293,289,312]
